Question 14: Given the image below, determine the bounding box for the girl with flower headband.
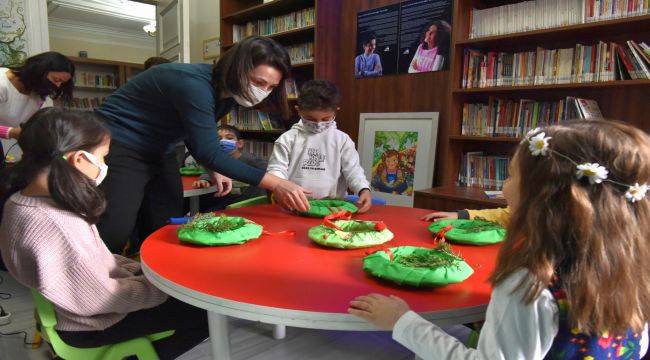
[350,120,649,359]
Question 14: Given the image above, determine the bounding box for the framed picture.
[202,36,221,60]
[358,112,439,206]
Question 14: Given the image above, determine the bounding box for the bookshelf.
[220,0,342,144]
[57,57,143,111]
[416,0,650,211]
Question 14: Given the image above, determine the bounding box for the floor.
[0,271,415,360]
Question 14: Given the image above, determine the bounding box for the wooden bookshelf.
[57,57,143,111]
[420,0,650,211]
[220,0,342,140]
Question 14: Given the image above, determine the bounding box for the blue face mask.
[219,139,237,154]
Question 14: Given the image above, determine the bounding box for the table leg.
[272,324,286,340]
[208,311,231,360]
[189,196,199,216]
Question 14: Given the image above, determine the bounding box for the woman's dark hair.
[419,21,450,54]
[0,108,110,224]
[296,80,340,111]
[212,36,291,119]
[9,51,75,102]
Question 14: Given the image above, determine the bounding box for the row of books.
[225,108,285,131]
[287,42,314,65]
[232,7,315,42]
[75,72,116,89]
[64,97,106,111]
[242,141,274,160]
[462,40,650,88]
[469,0,650,39]
[461,97,603,138]
[457,153,511,190]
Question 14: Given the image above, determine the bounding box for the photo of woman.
[354,34,383,78]
[407,20,450,73]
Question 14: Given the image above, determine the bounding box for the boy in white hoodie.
[267,80,372,212]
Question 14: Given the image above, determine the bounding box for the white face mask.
[80,150,108,186]
[232,83,272,107]
[301,118,336,134]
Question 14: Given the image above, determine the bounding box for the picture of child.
[354,34,383,78]
[370,131,417,195]
[407,20,450,73]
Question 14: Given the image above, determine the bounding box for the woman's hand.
[421,211,458,222]
[348,293,410,330]
[9,127,21,140]
[357,189,372,213]
[209,172,232,197]
[259,173,311,212]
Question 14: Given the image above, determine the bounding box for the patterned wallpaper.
[0,0,27,67]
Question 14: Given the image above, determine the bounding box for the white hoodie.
[267,120,370,199]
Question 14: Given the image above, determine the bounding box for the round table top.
[141,204,499,330]
[182,175,216,197]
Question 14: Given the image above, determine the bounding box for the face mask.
[219,139,237,154]
[301,118,336,134]
[80,150,108,186]
[232,84,272,107]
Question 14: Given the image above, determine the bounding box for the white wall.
[188,0,220,64]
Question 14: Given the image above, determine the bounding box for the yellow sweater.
[466,207,510,227]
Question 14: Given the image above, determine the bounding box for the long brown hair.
[0,108,109,224]
[212,36,291,119]
[491,120,650,335]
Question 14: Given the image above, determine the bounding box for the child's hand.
[421,211,458,222]
[357,189,372,213]
[193,180,212,188]
[348,293,410,330]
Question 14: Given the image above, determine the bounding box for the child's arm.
[266,136,292,180]
[422,207,510,227]
[340,135,372,211]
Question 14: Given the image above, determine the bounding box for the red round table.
[182,175,216,215]
[141,204,499,360]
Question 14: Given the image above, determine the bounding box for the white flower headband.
[522,128,648,203]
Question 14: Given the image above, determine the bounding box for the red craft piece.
[433,225,454,243]
[323,210,353,230]
[373,221,387,231]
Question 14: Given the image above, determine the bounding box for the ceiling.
[48,0,156,34]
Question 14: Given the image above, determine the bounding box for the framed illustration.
[202,36,221,60]
[358,112,439,207]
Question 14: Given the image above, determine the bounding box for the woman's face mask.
[233,84,272,107]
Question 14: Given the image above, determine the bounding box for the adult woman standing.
[0,52,75,165]
[95,36,310,253]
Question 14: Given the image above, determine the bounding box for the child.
[354,35,383,78]
[267,80,372,212]
[0,108,208,360]
[349,120,650,359]
[193,124,268,210]
[422,207,510,227]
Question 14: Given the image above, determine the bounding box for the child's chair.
[31,290,174,360]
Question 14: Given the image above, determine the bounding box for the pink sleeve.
[0,126,11,139]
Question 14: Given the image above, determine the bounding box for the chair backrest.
[30,289,57,328]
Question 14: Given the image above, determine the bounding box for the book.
[484,190,504,199]
[233,7,315,42]
[285,78,299,99]
[226,107,285,131]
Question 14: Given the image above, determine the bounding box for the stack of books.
[462,40,650,88]
[470,0,650,39]
[461,97,603,137]
[233,7,315,42]
[457,152,511,190]
[225,108,285,131]
[75,72,116,89]
[286,42,314,65]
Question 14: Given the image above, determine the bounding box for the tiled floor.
[0,271,414,360]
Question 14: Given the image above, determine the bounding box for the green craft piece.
[363,246,474,287]
[177,214,262,246]
[299,199,359,218]
[428,219,506,245]
[180,167,207,176]
[308,220,393,249]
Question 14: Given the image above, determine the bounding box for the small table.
[182,175,216,215]
[141,205,499,360]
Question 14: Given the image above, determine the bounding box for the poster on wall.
[398,0,452,73]
[358,113,439,207]
[354,4,399,78]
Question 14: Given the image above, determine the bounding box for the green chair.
[226,195,270,209]
[31,290,174,360]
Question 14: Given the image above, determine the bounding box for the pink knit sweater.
[0,193,168,331]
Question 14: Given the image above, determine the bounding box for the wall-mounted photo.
[398,0,452,74]
[355,4,399,78]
